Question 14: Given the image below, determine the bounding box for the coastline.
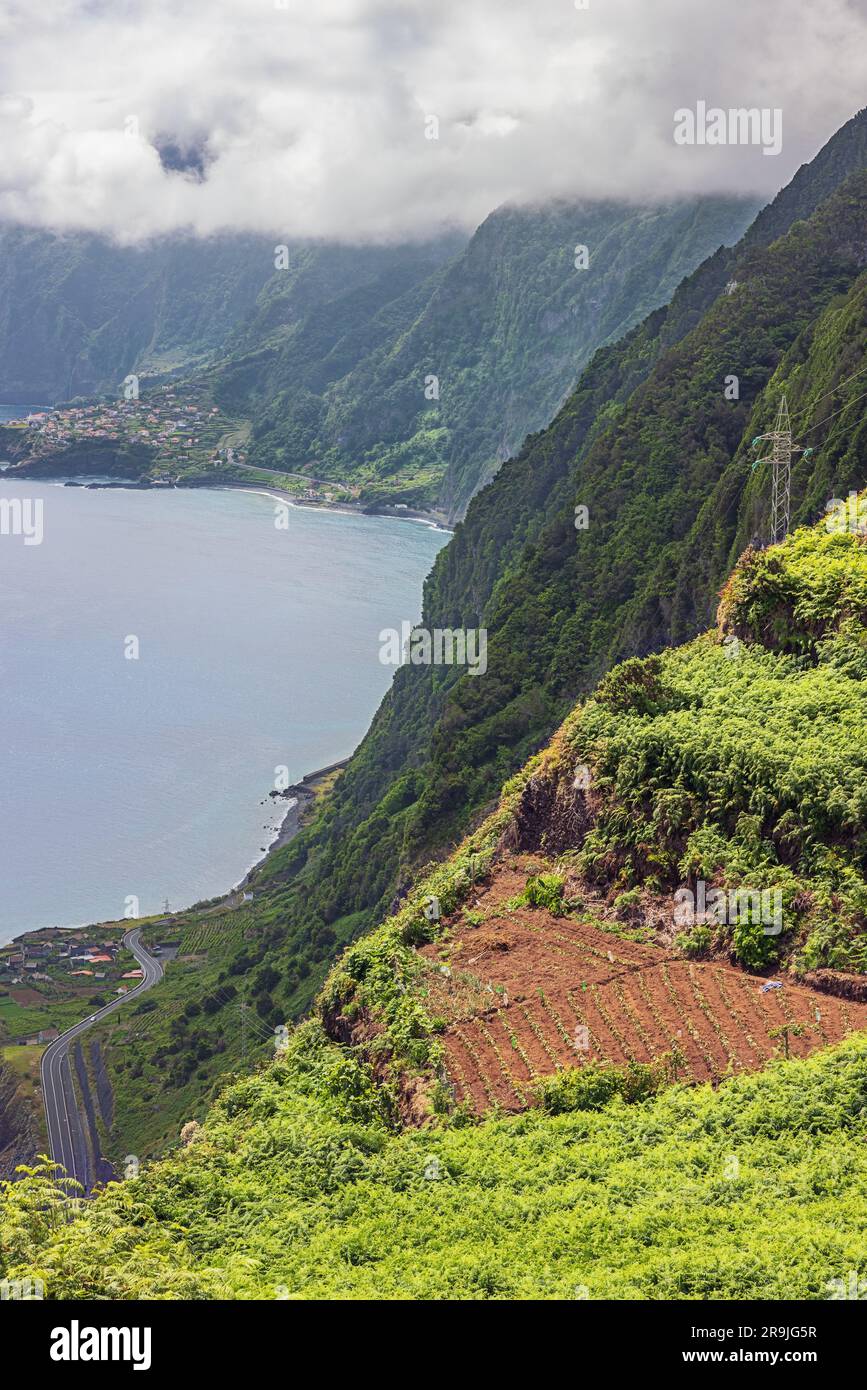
[1,757,349,953]
[235,757,349,889]
[0,475,438,950]
[212,480,453,533]
[5,469,455,534]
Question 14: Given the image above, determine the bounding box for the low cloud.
[0,0,864,243]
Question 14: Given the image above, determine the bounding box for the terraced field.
[419,862,867,1115]
[178,912,251,955]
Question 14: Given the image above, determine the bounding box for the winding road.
[39,926,163,1192]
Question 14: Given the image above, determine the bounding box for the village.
[0,926,146,1046]
[7,382,237,480]
[6,382,359,506]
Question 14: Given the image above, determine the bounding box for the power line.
[798,384,867,438]
[791,359,867,424]
[186,978,276,1047]
[232,995,275,1044]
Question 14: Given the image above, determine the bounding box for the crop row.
[441,957,867,1114]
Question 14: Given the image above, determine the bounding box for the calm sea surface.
[0,403,51,421]
[0,480,447,942]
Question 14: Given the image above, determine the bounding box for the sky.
[0,0,865,243]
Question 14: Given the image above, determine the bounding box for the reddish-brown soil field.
[418,860,867,1116]
[8,987,44,1005]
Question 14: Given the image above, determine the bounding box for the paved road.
[232,461,346,490]
[39,926,163,1193]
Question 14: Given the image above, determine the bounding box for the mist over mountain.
[5,104,867,1305]
[3,1,865,241]
[0,228,276,401]
[3,0,867,1320]
[213,194,759,518]
[1,192,757,519]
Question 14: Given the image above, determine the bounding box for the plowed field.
[418,862,867,1115]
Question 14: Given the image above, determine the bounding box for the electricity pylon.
[751,396,808,545]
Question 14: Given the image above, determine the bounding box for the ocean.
[0,480,448,942]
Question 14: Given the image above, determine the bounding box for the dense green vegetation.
[245,115,867,1016]
[222,198,756,516]
[0,229,277,400]
[567,630,867,974]
[6,356,867,1298]
[719,524,867,658]
[4,1023,867,1299]
[57,109,867,1159]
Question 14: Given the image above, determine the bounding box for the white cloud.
[0,0,864,243]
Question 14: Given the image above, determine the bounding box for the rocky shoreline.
[205,480,452,532]
[243,758,348,881]
[4,462,454,532]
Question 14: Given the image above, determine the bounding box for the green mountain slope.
[68,155,867,1174]
[314,502,867,1089]
[5,1035,867,1300]
[62,109,867,1166]
[210,233,465,433]
[253,111,867,991]
[5,500,867,1299]
[0,229,280,400]
[220,197,758,518]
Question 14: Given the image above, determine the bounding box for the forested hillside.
[218,197,757,517]
[0,198,753,521]
[69,109,867,1167]
[250,110,867,1014]
[0,229,279,400]
[6,499,867,1298]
